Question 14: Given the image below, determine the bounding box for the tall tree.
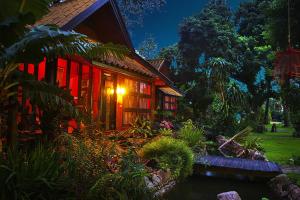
[137,34,158,59]
[117,0,166,28]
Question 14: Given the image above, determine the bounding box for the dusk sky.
[131,0,247,50]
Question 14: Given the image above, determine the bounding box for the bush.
[141,137,194,179]
[178,119,206,154]
[0,145,73,200]
[87,151,152,200]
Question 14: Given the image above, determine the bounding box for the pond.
[166,175,277,200]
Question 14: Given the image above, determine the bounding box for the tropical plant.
[141,137,194,180]
[87,150,152,200]
[159,128,173,136]
[127,117,153,138]
[243,137,265,152]
[0,144,73,200]
[178,119,206,154]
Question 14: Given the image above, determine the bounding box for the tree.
[175,0,240,131]
[0,0,128,149]
[234,0,277,125]
[137,34,158,59]
[116,0,166,28]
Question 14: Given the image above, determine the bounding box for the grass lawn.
[252,124,300,165]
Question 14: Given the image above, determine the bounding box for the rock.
[217,191,242,200]
[269,174,300,200]
[152,174,162,186]
[144,176,155,189]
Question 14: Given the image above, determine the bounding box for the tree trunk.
[264,78,271,124]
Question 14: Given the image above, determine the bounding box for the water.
[166,175,276,200]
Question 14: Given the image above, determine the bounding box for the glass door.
[100,73,116,130]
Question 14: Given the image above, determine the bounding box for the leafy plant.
[178,119,206,154]
[243,137,265,152]
[128,117,153,138]
[87,150,152,200]
[159,128,173,136]
[141,137,194,180]
[0,145,73,200]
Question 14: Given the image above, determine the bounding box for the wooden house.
[19,0,182,131]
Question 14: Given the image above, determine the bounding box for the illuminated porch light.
[117,87,126,95]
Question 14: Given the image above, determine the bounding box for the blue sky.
[130,0,247,50]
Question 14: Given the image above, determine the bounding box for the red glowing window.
[69,62,79,103]
[28,64,35,75]
[57,58,67,87]
[38,59,46,81]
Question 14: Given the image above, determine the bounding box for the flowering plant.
[159,120,174,130]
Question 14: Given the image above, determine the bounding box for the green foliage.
[159,128,173,136]
[87,150,152,200]
[128,117,153,138]
[141,137,194,179]
[137,34,158,59]
[178,119,206,154]
[0,145,73,200]
[243,137,265,152]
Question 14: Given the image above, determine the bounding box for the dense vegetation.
[159,0,300,137]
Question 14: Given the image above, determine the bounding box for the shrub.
[243,137,265,152]
[0,145,73,200]
[128,117,153,138]
[178,119,206,154]
[159,128,173,136]
[87,151,152,200]
[141,137,194,179]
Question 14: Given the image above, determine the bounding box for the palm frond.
[21,75,80,119]
[1,25,129,66]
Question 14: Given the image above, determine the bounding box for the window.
[123,78,151,125]
[164,95,177,111]
[57,58,67,87]
[69,62,79,103]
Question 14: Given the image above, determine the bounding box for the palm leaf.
[21,75,80,119]
[1,25,129,66]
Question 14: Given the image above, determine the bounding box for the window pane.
[140,82,151,95]
[38,58,46,81]
[57,58,67,87]
[70,62,79,103]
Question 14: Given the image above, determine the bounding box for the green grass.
[287,173,300,185]
[252,124,300,165]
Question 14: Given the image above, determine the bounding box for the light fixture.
[117,87,126,95]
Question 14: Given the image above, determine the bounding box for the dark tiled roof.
[101,55,156,77]
[35,0,98,27]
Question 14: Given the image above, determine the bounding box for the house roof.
[36,0,99,29]
[35,0,134,49]
[36,0,183,96]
